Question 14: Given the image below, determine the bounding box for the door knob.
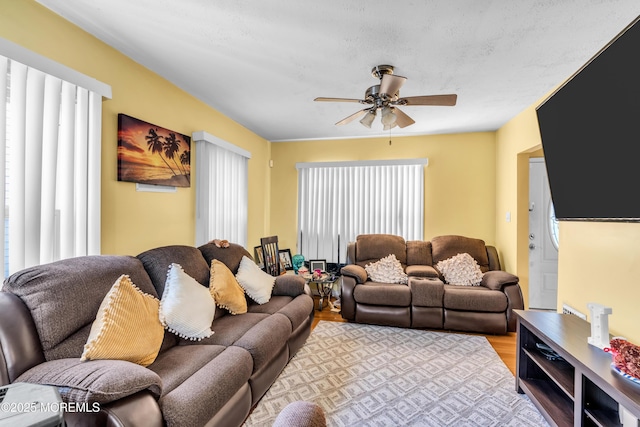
[529,243,536,250]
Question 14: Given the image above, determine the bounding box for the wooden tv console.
[515,310,640,426]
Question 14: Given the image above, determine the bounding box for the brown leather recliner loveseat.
[340,234,524,334]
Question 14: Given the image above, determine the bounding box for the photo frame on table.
[254,246,264,269]
[279,249,293,270]
[309,259,327,272]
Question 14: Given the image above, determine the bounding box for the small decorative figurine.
[292,254,305,274]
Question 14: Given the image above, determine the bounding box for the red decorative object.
[607,338,640,379]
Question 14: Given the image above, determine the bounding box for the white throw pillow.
[235,256,276,304]
[436,253,484,286]
[365,254,408,284]
[159,263,216,341]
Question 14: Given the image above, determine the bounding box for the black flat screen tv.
[536,15,640,221]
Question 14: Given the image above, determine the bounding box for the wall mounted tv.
[536,15,640,221]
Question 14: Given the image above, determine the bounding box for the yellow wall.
[496,99,640,344]
[5,1,639,343]
[270,132,497,252]
[0,1,272,255]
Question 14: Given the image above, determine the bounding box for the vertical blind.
[194,131,250,248]
[1,51,109,278]
[297,159,427,264]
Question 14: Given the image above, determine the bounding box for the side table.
[304,274,339,311]
[0,382,64,427]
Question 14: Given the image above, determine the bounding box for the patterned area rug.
[244,321,548,426]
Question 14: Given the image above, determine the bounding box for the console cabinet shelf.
[515,310,640,427]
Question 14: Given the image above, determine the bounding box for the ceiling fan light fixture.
[359,109,376,128]
[381,106,397,127]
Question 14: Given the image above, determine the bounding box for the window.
[193,131,250,248]
[0,40,111,279]
[296,159,427,263]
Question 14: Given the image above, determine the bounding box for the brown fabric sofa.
[0,242,314,427]
[340,234,524,334]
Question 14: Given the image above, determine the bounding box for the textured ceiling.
[36,1,640,142]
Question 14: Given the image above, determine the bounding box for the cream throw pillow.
[436,253,484,286]
[235,256,275,304]
[365,254,408,284]
[81,275,164,367]
[159,263,215,341]
[210,259,247,314]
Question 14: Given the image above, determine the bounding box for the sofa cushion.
[148,344,227,395]
[199,242,253,275]
[160,264,215,341]
[236,256,275,304]
[247,295,293,315]
[276,294,315,331]
[365,254,408,284]
[180,313,270,347]
[443,285,508,312]
[355,234,407,267]
[436,253,484,286]
[159,346,253,427]
[3,255,157,361]
[209,260,248,315]
[431,235,490,272]
[137,245,210,296]
[16,358,162,404]
[353,282,412,307]
[81,275,164,367]
[232,313,292,372]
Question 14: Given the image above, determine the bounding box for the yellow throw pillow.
[210,260,247,315]
[81,275,164,367]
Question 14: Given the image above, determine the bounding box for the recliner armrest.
[481,270,519,291]
[0,292,45,384]
[272,275,307,297]
[340,265,367,284]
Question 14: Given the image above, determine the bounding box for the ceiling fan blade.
[393,107,415,128]
[336,109,367,126]
[379,74,407,97]
[397,94,457,106]
[314,97,363,103]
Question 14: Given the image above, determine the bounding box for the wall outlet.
[562,304,587,320]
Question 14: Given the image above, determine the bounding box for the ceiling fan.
[314,64,457,130]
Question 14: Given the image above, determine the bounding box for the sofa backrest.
[2,255,157,361]
[406,240,433,266]
[352,234,407,267]
[198,242,252,275]
[137,245,210,297]
[430,235,491,272]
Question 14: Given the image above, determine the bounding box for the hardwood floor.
[311,297,517,375]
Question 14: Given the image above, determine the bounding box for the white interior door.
[528,158,559,310]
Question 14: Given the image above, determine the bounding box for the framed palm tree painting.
[117,113,191,187]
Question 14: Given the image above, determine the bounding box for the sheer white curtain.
[297,159,427,263]
[1,46,110,278]
[194,131,250,248]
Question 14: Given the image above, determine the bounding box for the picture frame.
[117,113,191,187]
[254,246,264,269]
[279,249,293,270]
[309,259,327,272]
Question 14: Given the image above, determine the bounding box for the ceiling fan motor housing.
[371,64,395,79]
[314,63,457,129]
